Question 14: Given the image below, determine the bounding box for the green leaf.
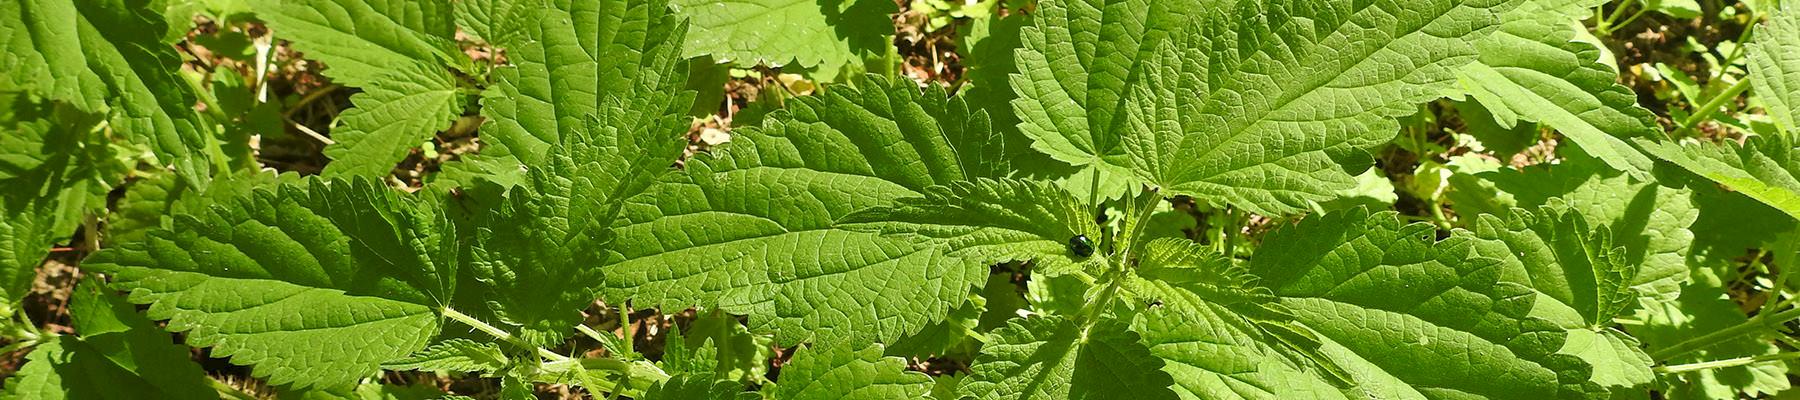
[774,342,932,400]
[0,279,214,400]
[382,338,508,374]
[1453,0,1657,175]
[317,64,464,177]
[106,170,297,246]
[476,0,692,168]
[1013,0,1512,214]
[671,0,896,80]
[841,178,1100,276]
[1638,136,1800,220]
[959,315,1176,400]
[679,311,774,382]
[1453,100,1538,159]
[0,94,124,318]
[1128,238,1346,399]
[0,94,124,238]
[659,325,719,376]
[1472,206,1635,328]
[0,0,216,186]
[1557,328,1653,393]
[1453,149,1696,304]
[1748,3,1800,135]
[1251,209,1599,399]
[1688,182,1795,256]
[603,76,999,347]
[450,0,696,346]
[957,8,1070,184]
[252,0,466,178]
[0,197,50,320]
[84,177,457,390]
[884,291,984,357]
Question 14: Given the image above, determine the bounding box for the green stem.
[1220,207,1238,260]
[1074,275,1123,329]
[11,307,42,341]
[1680,77,1754,130]
[1652,306,1800,361]
[1655,351,1800,373]
[1759,233,1800,317]
[619,305,634,357]
[1611,6,1653,32]
[575,324,609,343]
[1715,12,1761,82]
[282,85,340,118]
[604,371,630,400]
[0,337,40,355]
[1596,0,1636,34]
[442,308,568,361]
[1427,199,1453,230]
[1087,169,1102,214]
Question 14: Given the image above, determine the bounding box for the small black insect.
[1068,235,1095,257]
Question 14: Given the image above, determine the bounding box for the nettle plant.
[4,0,1800,398]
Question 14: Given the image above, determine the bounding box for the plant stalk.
[1656,351,1800,374]
[441,307,568,362]
[1680,77,1754,130]
[1652,306,1800,361]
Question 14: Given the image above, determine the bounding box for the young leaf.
[84,177,457,390]
[1014,0,1514,214]
[1472,206,1635,328]
[603,76,1001,347]
[0,0,216,186]
[670,0,896,80]
[1250,209,1600,398]
[0,279,214,400]
[959,316,1177,400]
[253,0,466,178]
[475,0,692,168]
[659,325,719,376]
[775,342,932,400]
[1453,0,1657,175]
[1748,3,1800,135]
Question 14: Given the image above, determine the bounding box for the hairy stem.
[1652,306,1800,361]
[1656,351,1800,374]
[441,308,568,362]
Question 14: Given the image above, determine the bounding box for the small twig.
[282,85,341,118]
[285,117,336,145]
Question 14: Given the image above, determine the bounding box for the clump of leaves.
[8,0,1800,398]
